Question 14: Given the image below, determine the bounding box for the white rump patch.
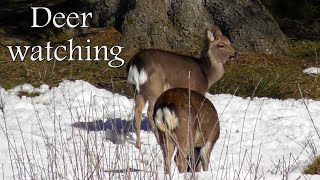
[127,65,148,92]
[154,108,166,132]
[155,107,179,132]
[163,107,178,131]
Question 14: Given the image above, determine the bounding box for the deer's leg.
[174,139,188,173]
[175,150,188,173]
[185,147,201,172]
[183,149,201,173]
[194,147,202,172]
[147,100,160,142]
[159,134,175,174]
[134,94,146,149]
[200,143,213,171]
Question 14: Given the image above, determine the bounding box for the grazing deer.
[153,88,220,174]
[127,25,235,149]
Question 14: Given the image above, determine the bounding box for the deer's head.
[206,26,237,64]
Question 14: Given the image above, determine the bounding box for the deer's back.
[154,88,219,146]
[127,49,209,94]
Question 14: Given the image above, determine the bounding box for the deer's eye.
[217,44,225,48]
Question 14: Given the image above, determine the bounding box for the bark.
[120,0,215,54]
[117,0,288,54]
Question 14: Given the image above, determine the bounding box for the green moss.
[289,39,320,59]
[126,18,135,25]
[46,28,67,42]
[108,20,116,27]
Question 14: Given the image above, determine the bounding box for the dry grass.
[0,27,132,96]
[212,50,320,100]
[304,156,320,175]
[1,27,319,100]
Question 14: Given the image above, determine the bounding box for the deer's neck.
[200,57,225,88]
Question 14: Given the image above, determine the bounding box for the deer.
[153,88,220,174]
[126,25,236,149]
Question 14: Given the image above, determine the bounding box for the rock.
[120,0,215,55]
[205,0,288,53]
[71,0,120,27]
[119,0,288,54]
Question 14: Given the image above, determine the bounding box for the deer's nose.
[228,52,238,60]
[228,54,235,60]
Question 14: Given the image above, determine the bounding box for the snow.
[303,67,320,75]
[0,80,320,179]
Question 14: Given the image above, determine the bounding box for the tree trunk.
[117,0,288,54]
[0,0,289,54]
[119,0,215,54]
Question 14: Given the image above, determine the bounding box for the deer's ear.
[211,25,222,36]
[207,30,215,42]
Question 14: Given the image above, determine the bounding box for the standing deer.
[127,25,235,149]
[153,88,220,174]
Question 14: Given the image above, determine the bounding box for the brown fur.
[127,25,235,149]
[153,88,220,174]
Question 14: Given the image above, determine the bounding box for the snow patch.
[0,81,319,179]
[303,67,320,75]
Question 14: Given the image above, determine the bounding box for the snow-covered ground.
[0,80,319,179]
[303,67,320,75]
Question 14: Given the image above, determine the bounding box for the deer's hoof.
[135,141,141,150]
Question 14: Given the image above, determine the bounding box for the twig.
[298,84,320,139]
